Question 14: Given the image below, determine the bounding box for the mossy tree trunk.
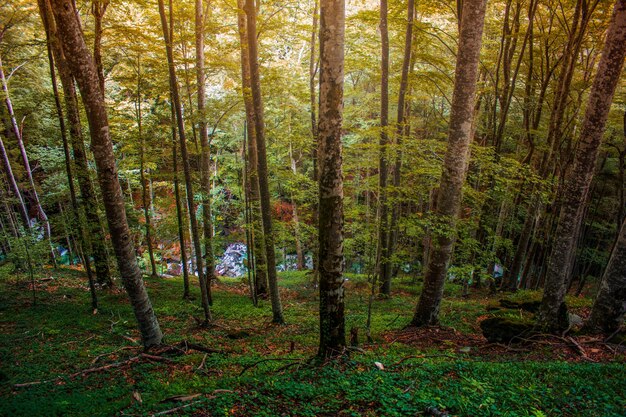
[236,0,268,298]
[245,0,285,323]
[538,0,626,332]
[158,0,212,322]
[50,0,162,347]
[411,0,487,326]
[318,0,346,358]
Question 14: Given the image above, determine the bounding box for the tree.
[318,0,346,358]
[381,0,415,295]
[196,0,216,301]
[0,50,55,265]
[135,55,158,278]
[585,216,626,334]
[410,0,488,326]
[158,0,212,322]
[538,0,626,332]
[377,0,391,295]
[236,0,268,298]
[40,0,112,287]
[50,0,162,347]
[244,0,285,324]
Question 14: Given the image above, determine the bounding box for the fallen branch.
[151,390,234,416]
[14,353,171,388]
[91,346,136,365]
[239,358,301,376]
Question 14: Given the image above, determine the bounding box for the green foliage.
[1,270,624,416]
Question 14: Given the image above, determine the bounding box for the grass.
[0,267,624,416]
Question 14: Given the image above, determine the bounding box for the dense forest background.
[1,0,623,299]
[0,0,625,414]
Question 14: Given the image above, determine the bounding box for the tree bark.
[39,1,99,308]
[0,135,28,228]
[318,0,346,358]
[41,0,112,287]
[377,0,391,295]
[585,217,626,334]
[236,0,268,297]
[50,0,162,347]
[136,57,158,278]
[196,0,216,302]
[158,0,212,320]
[245,0,285,323]
[309,0,320,282]
[91,0,109,96]
[171,103,190,298]
[0,51,55,265]
[411,0,487,327]
[538,0,626,332]
[382,0,415,295]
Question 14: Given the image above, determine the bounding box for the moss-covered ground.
[0,267,624,416]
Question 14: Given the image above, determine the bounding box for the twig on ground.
[197,353,208,371]
[91,346,136,365]
[14,353,171,388]
[239,358,301,376]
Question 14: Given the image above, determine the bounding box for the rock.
[480,317,535,343]
[568,313,583,327]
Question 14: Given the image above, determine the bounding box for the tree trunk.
[50,0,162,347]
[289,143,304,270]
[309,0,320,283]
[0,51,55,265]
[411,0,487,326]
[584,216,626,334]
[245,0,284,323]
[158,0,211,322]
[41,0,112,287]
[382,0,415,295]
[171,104,190,298]
[538,0,626,332]
[136,58,158,278]
[317,0,346,358]
[196,0,216,301]
[377,0,391,295]
[0,134,29,228]
[236,0,268,297]
[91,0,108,96]
[39,1,99,307]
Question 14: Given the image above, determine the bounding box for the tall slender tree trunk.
[0,136,29,228]
[39,2,99,308]
[411,0,487,327]
[196,0,215,302]
[0,51,55,265]
[136,57,158,278]
[289,142,304,270]
[158,0,211,322]
[377,0,391,295]
[51,0,162,347]
[382,0,415,295]
[538,0,626,332]
[584,216,626,334]
[318,0,346,358]
[171,103,190,298]
[91,0,108,96]
[236,0,268,297]
[41,0,112,287]
[245,0,285,324]
[309,0,320,281]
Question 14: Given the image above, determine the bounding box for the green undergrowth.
[0,268,623,416]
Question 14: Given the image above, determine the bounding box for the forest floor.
[0,266,625,416]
